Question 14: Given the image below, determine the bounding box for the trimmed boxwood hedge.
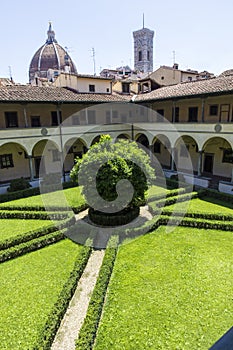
[34,245,92,350]
[75,246,117,350]
[88,207,140,227]
[0,180,77,204]
[0,215,75,250]
[0,210,69,220]
[0,230,66,263]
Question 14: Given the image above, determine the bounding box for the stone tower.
[133,22,154,73]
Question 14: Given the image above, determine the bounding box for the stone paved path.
[51,249,105,350]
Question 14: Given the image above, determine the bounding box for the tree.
[70,135,155,215]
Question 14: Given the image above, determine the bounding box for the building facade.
[0,70,233,194]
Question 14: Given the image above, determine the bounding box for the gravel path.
[51,205,152,350]
[51,249,105,350]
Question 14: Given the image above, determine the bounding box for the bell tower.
[133,16,154,73]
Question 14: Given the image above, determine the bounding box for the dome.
[219,69,233,77]
[29,23,77,83]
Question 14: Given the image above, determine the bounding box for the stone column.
[197,151,203,176]
[170,147,175,171]
[28,155,34,181]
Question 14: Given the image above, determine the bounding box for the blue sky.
[0,0,233,83]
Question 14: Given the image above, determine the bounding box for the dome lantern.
[29,23,77,83]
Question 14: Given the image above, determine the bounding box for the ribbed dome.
[29,23,77,83]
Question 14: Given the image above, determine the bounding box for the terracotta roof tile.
[134,74,233,102]
[0,85,129,103]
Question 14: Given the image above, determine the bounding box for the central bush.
[70,135,155,226]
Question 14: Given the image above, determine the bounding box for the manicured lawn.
[0,186,85,209]
[0,219,52,242]
[147,184,168,199]
[0,239,83,349]
[165,196,233,215]
[94,226,233,350]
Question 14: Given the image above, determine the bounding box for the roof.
[134,73,233,102]
[29,23,77,82]
[0,85,130,103]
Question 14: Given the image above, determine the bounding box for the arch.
[91,135,101,146]
[152,134,172,170]
[135,133,149,148]
[64,137,87,173]
[174,135,199,175]
[0,142,30,182]
[201,137,232,179]
[32,140,61,178]
[116,133,130,140]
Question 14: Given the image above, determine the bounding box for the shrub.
[71,135,155,213]
[7,177,31,192]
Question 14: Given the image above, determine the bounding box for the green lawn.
[0,219,52,242]
[0,239,83,349]
[165,196,233,215]
[94,226,233,350]
[0,186,85,209]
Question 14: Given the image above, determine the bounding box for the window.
[157,109,164,116]
[220,104,230,122]
[180,144,189,157]
[122,83,130,94]
[5,112,18,127]
[188,76,193,82]
[188,107,198,122]
[139,51,142,61]
[106,88,110,93]
[112,110,118,118]
[31,116,41,127]
[147,51,150,60]
[0,154,14,168]
[209,105,218,116]
[106,111,111,124]
[89,84,95,92]
[87,110,96,124]
[157,109,164,121]
[222,149,233,163]
[72,115,80,125]
[51,111,62,126]
[154,141,161,153]
[52,150,60,162]
[174,107,179,122]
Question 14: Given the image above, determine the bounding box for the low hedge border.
[0,203,88,213]
[160,210,233,222]
[0,215,75,250]
[0,181,77,204]
[88,207,140,227]
[0,210,69,220]
[148,187,189,203]
[0,230,66,263]
[149,192,198,211]
[34,245,92,350]
[159,215,233,231]
[197,188,233,204]
[75,246,117,350]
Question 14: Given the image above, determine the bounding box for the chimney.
[173,63,179,70]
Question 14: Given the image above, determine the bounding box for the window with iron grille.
[5,112,18,127]
[0,154,14,168]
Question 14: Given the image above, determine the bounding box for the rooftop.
[135,72,233,102]
[0,85,130,103]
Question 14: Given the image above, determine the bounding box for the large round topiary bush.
[70,135,155,226]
